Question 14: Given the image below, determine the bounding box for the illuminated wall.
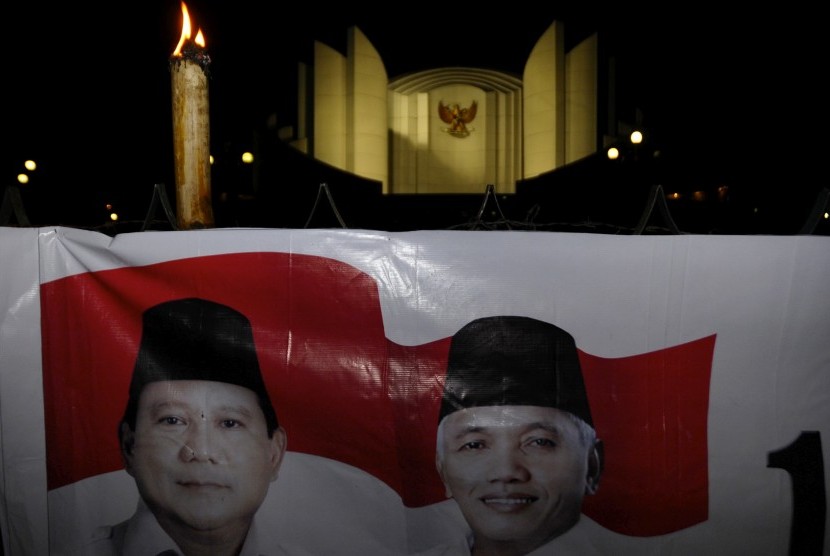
[388,71,523,194]
[523,21,566,177]
[307,28,388,187]
[566,33,599,164]
[347,28,388,187]
[295,21,597,193]
[312,41,348,169]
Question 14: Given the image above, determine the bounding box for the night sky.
[4,2,826,229]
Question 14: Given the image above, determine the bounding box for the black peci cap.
[122,297,278,434]
[439,316,592,427]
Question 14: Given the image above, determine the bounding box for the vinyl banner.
[0,226,828,555]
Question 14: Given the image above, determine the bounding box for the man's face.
[122,380,285,533]
[436,405,599,552]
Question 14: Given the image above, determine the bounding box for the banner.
[0,226,828,555]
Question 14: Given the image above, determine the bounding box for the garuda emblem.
[438,100,477,138]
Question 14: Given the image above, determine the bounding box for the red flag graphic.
[580,337,715,535]
[40,252,713,537]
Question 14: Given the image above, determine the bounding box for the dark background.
[4,2,827,233]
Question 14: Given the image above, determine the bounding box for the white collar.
[120,499,277,556]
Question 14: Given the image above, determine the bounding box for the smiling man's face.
[122,380,285,535]
[436,405,598,554]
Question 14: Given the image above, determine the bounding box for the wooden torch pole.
[170,2,214,229]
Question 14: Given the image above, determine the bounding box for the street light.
[17,159,37,185]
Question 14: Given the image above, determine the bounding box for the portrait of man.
[434,316,603,556]
[87,297,287,555]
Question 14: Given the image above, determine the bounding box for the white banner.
[0,226,828,555]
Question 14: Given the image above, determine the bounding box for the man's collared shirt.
[75,498,310,556]
[413,517,604,556]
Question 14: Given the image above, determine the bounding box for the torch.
[170,1,213,229]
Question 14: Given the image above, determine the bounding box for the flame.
[172,1,206,56]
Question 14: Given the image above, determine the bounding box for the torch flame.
[172,1,206,56]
